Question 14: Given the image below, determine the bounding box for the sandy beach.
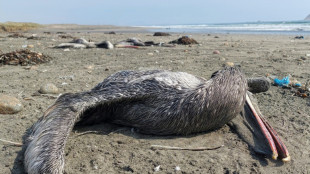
[0,24,310,173]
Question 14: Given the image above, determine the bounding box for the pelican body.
[23,67,289,174]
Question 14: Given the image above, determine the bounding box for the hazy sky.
[1,0,309,26]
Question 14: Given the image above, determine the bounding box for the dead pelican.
[23,67,290,174]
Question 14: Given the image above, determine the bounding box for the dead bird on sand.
[23,67,290,174]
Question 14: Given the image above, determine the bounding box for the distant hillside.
[0,22,41,32]
[305,14,310,20]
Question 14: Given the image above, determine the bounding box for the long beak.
[245,93,290,162]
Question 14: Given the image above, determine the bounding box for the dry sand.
[0,25,310,174]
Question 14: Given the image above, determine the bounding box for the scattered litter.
[290,79,302,87]
[175,166,181,171]
[294,88,309,98]
[268,74,309,98]
[0,49,52,66]
[274,76,290,86]
[154,165,160,172]
[169,36,198,45]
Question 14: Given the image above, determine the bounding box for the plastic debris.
[175,166,181,171]
[154,165,160,172]
[292,82,301,87]
[274,76,290,86]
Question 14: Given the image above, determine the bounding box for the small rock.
[300,56,307,60]
[24,66,38,70]
[306,54,310,57]
[219,57,226,61]
[84,65,94,70]
[213,50,220,54]
[63,48,70,52]
[224,62,234,67]
[247,77,271,93]
[169,36,198,45]
[154,50,159,53]
[175,166,181,171]
[147,53,154,56]
[0,94,23,114]
[39,83,59,94]
[27,45,34,48]
[153,32,171,36]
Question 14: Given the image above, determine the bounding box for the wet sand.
[0,25,310,173]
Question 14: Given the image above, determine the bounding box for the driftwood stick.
[0,138,23,146]
[74,131,100,137]
[151,144,224,151]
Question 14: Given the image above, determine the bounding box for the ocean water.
[143,21,310,35]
